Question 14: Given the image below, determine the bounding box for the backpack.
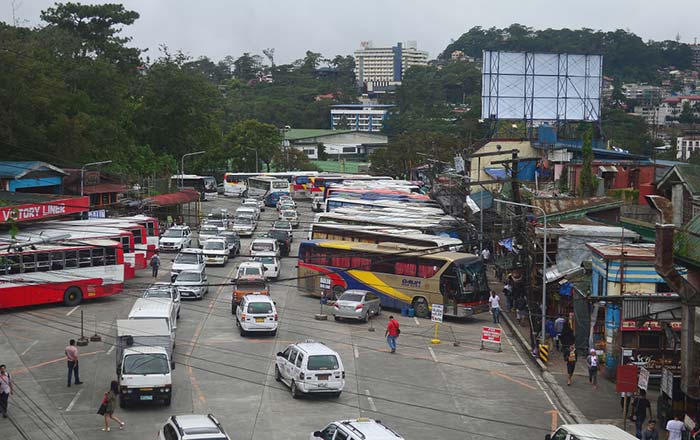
[567,351,576,363]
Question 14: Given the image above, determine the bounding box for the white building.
[330,104,394,132]
[677,136,700,161]
[353,41,428,91]
[284,129,388,160]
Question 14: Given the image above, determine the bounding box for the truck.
[115,319,173,408]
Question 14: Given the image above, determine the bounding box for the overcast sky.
[2,0,699,64]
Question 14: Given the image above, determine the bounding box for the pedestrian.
[554,315,566,350]
[565,345,577,386]
[641,420,658,440]
[150,252,160,278]
[665,413,685,440]
[385,316,400,353]
[514,296,527,326]
[481,248,491,264]
[621,391,634,417]
[489,290,500,324]
[503,281,513,312]
[65,339,83,387]
[633,389,653,438]
[100,380,125,432]
[560,322,574,359]
[586,348,599,388]
[0,364,13,418]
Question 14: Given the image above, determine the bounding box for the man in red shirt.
[385,316,400,353]
[65,339,83,387]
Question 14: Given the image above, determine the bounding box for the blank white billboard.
[481,51,602,121]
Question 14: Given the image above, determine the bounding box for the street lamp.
[81,160,112,196]
[180,151,206,190]
[494,198,548,346]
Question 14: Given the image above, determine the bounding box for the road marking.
[364,389,377,411]
[20,341,38,356]
[65,389,83,412]
[106,345,115,355]
[1,331,35,342]
[491,370,537,390]
[354,347,359,359]
[66,306,80,316]
[428,346,438,362]
[10,350,103,375]
[545,410,559,432]
[413,317,420,326]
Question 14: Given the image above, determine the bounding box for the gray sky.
[2,0,699,64]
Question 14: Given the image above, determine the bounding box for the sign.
[319,277,331,289]
[638,367,650,391]
[661,367,673,399]
[0,197,90,224]
[616,365,639,393]
[88,209,106,219]
[431,304,443,323]
[480,326,502,352]
[621,320,662,331]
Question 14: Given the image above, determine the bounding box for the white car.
[249,238,279,257]
[243,198,264,212]
[202,237,229,266]
[236,294,278,336]
[198,224,220,245]
[158,414,232,440]
[173,270,209,299]
[275,340,345,398]
[235,206,259,221]
[311,418,405,440]
[252,254,280,279]
[279,209,299,228]
[277,196,296,211]
[232,216,256,237]
[171,248,205,281]
[143,283,181,319]
[159,226,192,252]
[235,261,266,280]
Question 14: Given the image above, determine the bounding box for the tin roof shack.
[656,164,700,226]
[587,243,683,378]
[564,161,660,205]
[0,161,67,194]
[532,196,623,223]
[62,169,126,212]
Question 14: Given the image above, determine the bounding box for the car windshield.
[252,242,273,251]
[144,288,171,298]
[235,217,252,225]
[307,355,339,371]
[200,226,218,234]
[237,282,267,291]
[208,220,225,228]
[204,241,224,250]
[274,221,291,229]
[122,353,169,374]
[241,267,261,276]
[163,229,182,238]
[268,230,288,240]
[175,253,199,264]
[175,272,201,282]
[247,302,272,314]
[255,256,275,265]
[282,211,296,217]
[340,293,364,302]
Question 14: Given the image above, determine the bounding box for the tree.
[317,143,328,161]
[233,53,263,82]
[688,149,700,165]
[578,128,596,197]
[679,101,696,124]
[223,119,282,172]
[369,132,462,177]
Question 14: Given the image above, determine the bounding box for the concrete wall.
[468,140,536,187]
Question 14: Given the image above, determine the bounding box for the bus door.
[439,264,461,316]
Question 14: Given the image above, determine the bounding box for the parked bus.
[309,174,393,195]
[325,187,435,205]
[297,240,489,318]
[0,239,125,309]
[171,174,218,201]
[246,176,291,197]
[308,223,464,251]
[324,197,445,215]
[314,211,467,238]
[224,172,317,197]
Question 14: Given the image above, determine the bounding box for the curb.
[500,310,590,424]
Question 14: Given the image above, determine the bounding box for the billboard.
[481,51,602,121]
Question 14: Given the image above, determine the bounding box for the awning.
[82,183,127,194]
[144,190,199,207]
[598,165,618,173]
[484,167,510,180]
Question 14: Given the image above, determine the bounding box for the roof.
[663,95,700,103]
[82,183,127,195]
[174,414,224,437]
[532,197,623,218]
[340,419,403,439]
[586,243,656,260]
[556,424,637,440]
[116,319,170,337]
[532,143,648,160]
[657,164,700,196]
[330,104,395,109]
[144,190,200,207]
[294,341,338,355]
[285,129,353,141]
[311,161,369,174]
[0,161,67,179]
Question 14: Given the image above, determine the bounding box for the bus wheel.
[63,287,83,307]
[413,297,429,318]
[331,285,344,300]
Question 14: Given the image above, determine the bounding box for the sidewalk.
[488,266,656,435]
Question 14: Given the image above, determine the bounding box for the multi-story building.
[677,136,700,161]
[621,83,662,102]
[330,104,394,132]
[691,43,700,69]
[353,41,428,92]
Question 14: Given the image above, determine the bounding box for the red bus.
[0,239,125,309]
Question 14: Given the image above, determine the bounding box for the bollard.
[77,310,89,346]
[538,344,549,363]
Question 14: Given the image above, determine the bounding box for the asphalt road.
[0,196,567,440]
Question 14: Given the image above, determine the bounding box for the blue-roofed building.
[0,161,67,194]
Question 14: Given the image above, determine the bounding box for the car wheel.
[334,316,341,322]
[63,287,82,307]
[239,326,246,337]
[413,297,429,318]
[274,365,282,382]
[163,398,171,406]
[270,329,277,336]
[291,380,300,399]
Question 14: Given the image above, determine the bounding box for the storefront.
[620,319,682,376]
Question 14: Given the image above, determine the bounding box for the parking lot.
[1,196,564,439]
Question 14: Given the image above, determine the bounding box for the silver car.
[173,270,209,300]
[332,290,381,322]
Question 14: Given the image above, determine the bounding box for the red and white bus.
[0,239,125,309]
[308,174,393,196]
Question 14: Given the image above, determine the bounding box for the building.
[284,129,388,161]
[0,161,67,194]
[353,41,428,92]
[330,104,394,132]
[691,43,700,69]
[621,83,662,102]
[658,95,700,124]
[656,164,700,225]
[677,136,700,161]
[62,169,126,213]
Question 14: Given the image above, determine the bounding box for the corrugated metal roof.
[285,129,353,141]
[532,196,623,216]
[0,161,67,179]
[587,243,656,260]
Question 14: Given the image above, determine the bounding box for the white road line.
[354,347,359,359]
[20,341,38,356]
[66,306,79,316]
[413,317,420,326]
[65,389,83,412]
[428,346,438,362]
[106,345,115,355]
[364,389,377,412]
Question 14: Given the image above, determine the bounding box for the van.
[128,298,177,347]
[171,248,205,281]
[275,340,345,398]
[311,418,404,440]
[235,206,258,221]
[249,238,279,257]
[546,424,638,440]
[118,346,172,408]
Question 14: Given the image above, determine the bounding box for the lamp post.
[180,151,206,190]
[81,160,112,196]
[494,198,548,346]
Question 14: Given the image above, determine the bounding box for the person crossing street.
[150,252,160,278]
[385,316,400,353]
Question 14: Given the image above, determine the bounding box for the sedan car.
[236,294,278,336]
[243,198,265,212]
[333,290,381,322]
[173,270,209,300]
[266,229,291,255]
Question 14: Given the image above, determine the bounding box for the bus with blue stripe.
[297,240,489,318]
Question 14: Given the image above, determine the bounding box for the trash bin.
[401,305,408,316]
[408,308,415,318]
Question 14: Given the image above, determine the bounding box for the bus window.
[37,252,50,272]
[145,222,155,236]
[79,250,92,267]
[22,254,36,273]
[92,248,105,266]
[351,257,371,270]
[105,247,117,265]
[51,252,65,270]
[65,251,78,268]
[121,237,130,253]
[8,256,21,274]
[395,262,417,277]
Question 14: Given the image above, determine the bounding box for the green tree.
[578,128,596,197]
[679,101,696,124]
[369,132,461,177]
[233,53,263,82]
[223,119,282,172]
[688,149,700,165]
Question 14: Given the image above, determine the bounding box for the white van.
[128,298,177,347]
[171,248,205,281]
[275,340,345,398]
[236,294,278,336]
[546,424,638,440]
[235,206,258,221]
[250,238,279,257]
[311,418,404,440]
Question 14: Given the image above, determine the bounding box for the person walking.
[150,252,160,278]
[488,290,500,324]
[65,339,82,387]
[565,345,577,386]
[101,380,125,432]
[503,281,513,312]
[0,364,13,418]
[554,315,566,350]
[385,316,400,353]
[641,420,658,440]
[665,413,685,440]
[633,389,653,438]
[586,348,599,388]
[481,248,491,264]
[560,322,574,359]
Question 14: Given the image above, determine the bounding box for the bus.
[246,176,291,197]
[325,187,435,205]
[297,240,489,318]
[171,174,218,201]
[224,172,318,197]
[314,211,468,238]
[324,197,446,215]
[308,223,464,251]
[309,174,393,196]
[0,239,125,309]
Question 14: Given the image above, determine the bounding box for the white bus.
[171,175,218,201]
[308,223,464,251]
[246,176,290,198]
[224,172,317,197]
[324,197,445,215]
[314,211,466,238]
